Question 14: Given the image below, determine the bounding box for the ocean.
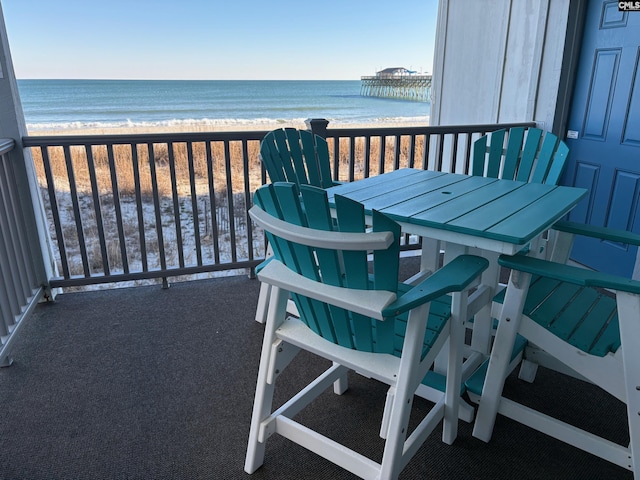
[17,79,431,132]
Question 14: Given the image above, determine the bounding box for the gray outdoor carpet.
[0,257,632,479]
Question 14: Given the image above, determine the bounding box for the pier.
[361,68,432,102]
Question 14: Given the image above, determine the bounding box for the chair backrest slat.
[283,129,310,185]
[298,130,321,187]
[515,128,543,182]
[529,132,560,184]
[334,195,374,350]
[485,129,506,178]
[544,142,570,185]
[502,127,526,180]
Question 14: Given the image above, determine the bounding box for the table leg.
[472,267,532,442]
[469,249,500,356]
[420,237,441,274]
[434,243,469,374]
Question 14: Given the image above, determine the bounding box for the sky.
[1,0,438,81]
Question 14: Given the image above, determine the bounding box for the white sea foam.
[26,115,429,132]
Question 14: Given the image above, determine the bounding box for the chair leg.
[245,286,289,473]
[379,304,431,480]
[254,242,275,323]
[443,290,467,444]
[616,292,640,475]
[254,282,271,324]
[332,362,349,394]
[517,358,539,383]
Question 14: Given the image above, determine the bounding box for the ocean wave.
[26,115,430,131]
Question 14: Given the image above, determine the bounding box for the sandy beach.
[27,118,430,137]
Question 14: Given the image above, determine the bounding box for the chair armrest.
[258,259,398,320]
[249,205,393,251]
[382,255,489,317]
[498,254,640,294]
[553,220,640,246]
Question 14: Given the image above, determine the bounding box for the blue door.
[563,0,640,276]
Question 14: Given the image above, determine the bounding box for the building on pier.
[361,67,432,102]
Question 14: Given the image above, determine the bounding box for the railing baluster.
[62,145,90,277]
[241,139,255,265]
[167,142,184,268]
[148,143,167,273]
[421,134,429,170]
[393,134,401,171]
[332,139,340,181]
[408,134,417,169]
[106,144,128,274]
[464,133,474,175]
[40,146,70,279]
[131,144,148,272]
[206,141,221,264]
[187,141,202,266]
[435,134,445,172]
[363,135,371,178]
[378,135,386,174]
[348,137,356,182]
[451,133,460,173]
[85,145,110,276]
[224,140,237,263]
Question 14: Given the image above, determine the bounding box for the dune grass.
[26,128,432,288]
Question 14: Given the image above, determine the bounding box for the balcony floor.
[0,257,632,479]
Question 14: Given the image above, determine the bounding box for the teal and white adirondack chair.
[255,128,340,323]
[245,182,488,480]
[259,127,338,188]
[472,126,569,185]
[468,221,640,477]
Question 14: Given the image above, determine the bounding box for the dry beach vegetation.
[27,121,430,289]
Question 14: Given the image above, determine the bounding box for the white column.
[0,1,57,292]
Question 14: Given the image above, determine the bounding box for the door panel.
[582,49,619,140]
[563,0,640,276]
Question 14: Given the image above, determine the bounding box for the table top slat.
[445,182,553,233]
[380,175,496,218]
[327,168,427,200]
[486,188,587,243]
[410,179,525,226]
[364,174,468,211]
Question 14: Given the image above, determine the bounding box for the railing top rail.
[324,122,536,138]
[0,138,16,156]
[21,122,537,147]
[327,122,535,137]
[22,129,271,147]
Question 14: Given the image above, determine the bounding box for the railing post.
[305,118,330,138]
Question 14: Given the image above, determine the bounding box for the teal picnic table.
[326,168,586,256]
[326,168,588,419]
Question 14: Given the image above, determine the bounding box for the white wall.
[431,0,571,130]
[0,2,58,287]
